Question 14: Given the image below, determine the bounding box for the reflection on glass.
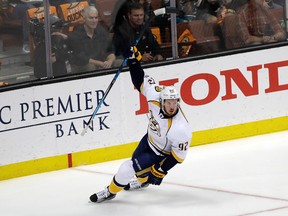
[0,0,287,86]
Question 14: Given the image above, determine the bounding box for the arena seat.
[27,6,57,21]
[178,20,221,55]
[150,24,197,58]
[150,26,162,44]
[57,1,89,32]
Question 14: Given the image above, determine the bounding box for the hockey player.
[90,47,192,203]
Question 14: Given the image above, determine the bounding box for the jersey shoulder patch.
[155,86,163,92]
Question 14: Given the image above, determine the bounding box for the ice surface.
[1,131,288,216]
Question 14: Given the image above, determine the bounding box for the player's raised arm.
[127,47,144,92]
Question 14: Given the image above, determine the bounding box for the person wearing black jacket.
[112,1,163,63]
[33,14,70,79]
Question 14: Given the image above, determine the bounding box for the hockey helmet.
[160,86,180,101]
[160,86,180,116]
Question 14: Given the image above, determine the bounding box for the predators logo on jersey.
[148,110,161,137]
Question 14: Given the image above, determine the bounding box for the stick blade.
[81,125,88,136]
[153,8,166,16]
[153,7,178,17]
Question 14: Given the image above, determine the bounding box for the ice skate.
[124,179,149,191]
[89,187,116,203]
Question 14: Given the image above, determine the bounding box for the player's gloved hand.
[132,46,142,61]
[148,164,167,185]
[127,46,142,61]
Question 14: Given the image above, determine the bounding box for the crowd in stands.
[0,0,287,80]
[1,0,78,53]
[237,0,285,46]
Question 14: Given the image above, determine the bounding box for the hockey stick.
[81,7,177,136]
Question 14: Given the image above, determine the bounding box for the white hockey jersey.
[141,74,192,163]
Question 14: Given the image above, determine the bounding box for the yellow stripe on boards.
[71,142,138,167]
[192,116,288,146]
[0,142,138,181]
[0,154,68,181]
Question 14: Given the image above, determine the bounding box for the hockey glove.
[126,46,142,61]
[148,164,167,185]
[133,46,142,61]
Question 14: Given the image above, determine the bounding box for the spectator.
[111,0,133,33]
[237,0,286,46]
[67,6,116,73]
[112,1,164,63]
[177,0,201,21]
[5,0,77,53]
[111,0,150,33]
[216,0,247,26]
[196,0,222,24]
[33,14,70,78]
[6,0,43,53]
[194,0,242,23]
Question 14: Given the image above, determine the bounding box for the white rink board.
[0,46,288,165]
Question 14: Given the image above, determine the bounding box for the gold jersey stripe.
[172,150,184,163]
[136,167,151,176]
[137,176,149,183]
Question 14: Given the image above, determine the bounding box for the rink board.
[1,46,288,180]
